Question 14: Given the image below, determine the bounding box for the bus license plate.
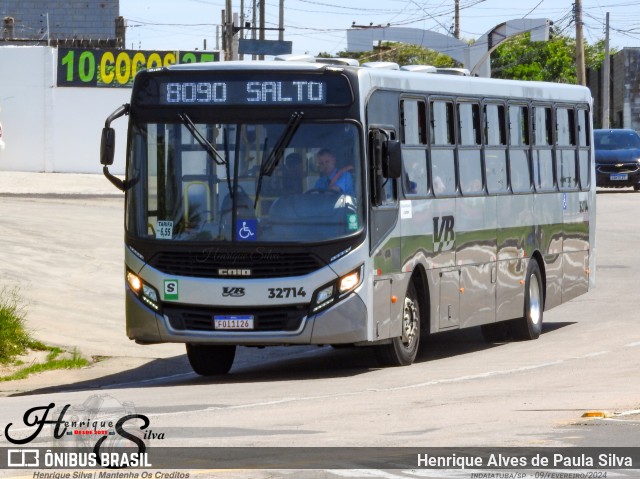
[610,173,628,181]
[214,315,254,330]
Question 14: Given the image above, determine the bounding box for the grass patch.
[0,287,40,362]
[0,287,90,382]
[0,349,89,382]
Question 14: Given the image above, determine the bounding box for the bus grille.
[148,251,324,278]
[164,304,308,332]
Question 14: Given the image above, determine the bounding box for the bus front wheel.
[374,281,420,367]
[186,344,236,376]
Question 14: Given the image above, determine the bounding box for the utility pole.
[278,0,284,41]
[226,0,233,60]
[221,9,226,57]
[602,12,610,128]
[575,0,586,86]
[259,0,265,60]
[240,0,244,60]
[252,0,257,60]
[454,0,460,39]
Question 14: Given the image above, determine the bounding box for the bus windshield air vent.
[315,58,360,67]
[435,67,471,76]
[400,65,437,73]
[361,62,400,70]
[274,54,316,62]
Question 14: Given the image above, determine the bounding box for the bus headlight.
[339,268,361,293]
[126,271,142,292]
[126,270,161,312]
[311,265,363,313]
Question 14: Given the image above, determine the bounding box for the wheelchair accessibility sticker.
[236,219,257,241]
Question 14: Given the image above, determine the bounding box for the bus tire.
[510,259,544,340]
[186,344,236,376]
[374,281,420,367]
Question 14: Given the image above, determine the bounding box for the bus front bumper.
[125,288,369,345]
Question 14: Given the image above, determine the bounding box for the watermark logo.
[7,449,39,467]
[3,395,162,469]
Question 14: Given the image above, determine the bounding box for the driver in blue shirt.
[313,148,354,195]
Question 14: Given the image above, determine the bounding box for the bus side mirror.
[382,139,402,179]
[100,127,116,166]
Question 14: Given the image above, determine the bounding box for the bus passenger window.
[556,108,575,146]
[509,105,529,146]
[508,104,532,193]
[510,149,531,192]
[458,102,482,195]
[431,150,456,196]
[401,99,426,145]
[533,149,555,191]
[577,108,590,147]
[430,101,455,145]
[534,106,552,146]
[402,149,428,196]
[556,108,578,190]
[458,102,481,146]
[484,103,508,194]
[486,152,508,194]
[459,150,483,195]
[485,103,506,146]
[577,108,590,190]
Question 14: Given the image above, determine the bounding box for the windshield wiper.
[254,111,304,207]
[178,113,226,165]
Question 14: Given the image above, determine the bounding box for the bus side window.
[532,105,555,191]
[430,100,456,196]
[577,108,590,190]
[401,99,426,145]
[556,107,578,190]
[508,104,532,193]
[484,103,508,194]
[458,101,483,195]
[402,149,428,196]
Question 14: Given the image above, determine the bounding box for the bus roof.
[159,60,592,104]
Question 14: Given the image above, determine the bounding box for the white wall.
[0,46,130,174]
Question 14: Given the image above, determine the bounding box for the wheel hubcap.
[528,274,541,325]
[401,296,418,346]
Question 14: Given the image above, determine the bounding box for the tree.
[490,33,610,83]
[318,42,460,68]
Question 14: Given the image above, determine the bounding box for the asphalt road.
[0,189,639,478]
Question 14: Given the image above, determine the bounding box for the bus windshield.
[126,121,363,243]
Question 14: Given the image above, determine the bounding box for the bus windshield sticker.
[347,214,359,231]
[400,200,412,219]
[236,219,257,241]
[157,221,173,239]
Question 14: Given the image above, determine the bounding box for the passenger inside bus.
[312,148,354,195]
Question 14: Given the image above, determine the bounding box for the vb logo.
[433,215,455,252]
[222,287,245,297]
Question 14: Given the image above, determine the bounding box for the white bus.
[101,58,595,375]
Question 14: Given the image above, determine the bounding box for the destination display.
[134,72,354,107]
[161,80,327,105]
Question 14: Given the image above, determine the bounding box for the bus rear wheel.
[186,344,236,376]
[374,281,420,367]
[510,259,544,340]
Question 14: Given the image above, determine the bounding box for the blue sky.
[119,0,640,55]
